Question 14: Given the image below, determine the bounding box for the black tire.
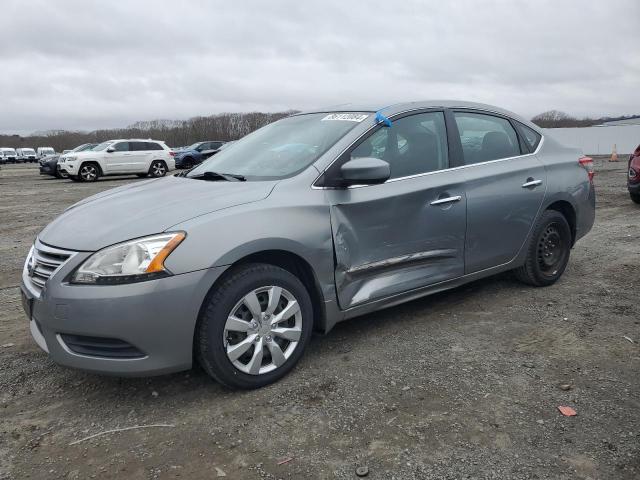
[197,263,314,389]
[55,169,69,179]
[149,160,168,178]
[631,193,640,205]
[515,210,572,287]
[78,162,100,182]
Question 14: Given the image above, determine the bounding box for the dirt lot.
[0,160,638,480]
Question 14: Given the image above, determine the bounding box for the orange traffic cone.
[610,144,618,162]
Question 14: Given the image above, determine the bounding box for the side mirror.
[106,147,115,153]
[339,157,390,186]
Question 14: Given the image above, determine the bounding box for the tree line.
[531,110,640,128]
[0,111,297,151]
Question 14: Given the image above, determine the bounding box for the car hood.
[39,175,277,251]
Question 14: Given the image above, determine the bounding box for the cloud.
[1,0,639,134]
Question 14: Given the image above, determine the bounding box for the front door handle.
[522,179,542,188]
[430,195,462,206]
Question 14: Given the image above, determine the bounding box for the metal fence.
[544,125,640,155]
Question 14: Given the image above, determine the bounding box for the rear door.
[324,111,467,309]
[452,110,547,273]
[129,141,154,172]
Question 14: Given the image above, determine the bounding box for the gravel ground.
[0,159,638,480]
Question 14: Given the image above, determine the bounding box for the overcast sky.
[1,0,639,134]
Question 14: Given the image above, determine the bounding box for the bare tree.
[0,110,298,151]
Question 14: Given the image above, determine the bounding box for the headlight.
[65,156,76,162]
[71,232,186,285]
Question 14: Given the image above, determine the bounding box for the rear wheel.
[181,157,194,169]
[197,263,313,389]
[631,193,640,204]
[515,210,572,287]
[79,163,100,182]
[149,160,167,178]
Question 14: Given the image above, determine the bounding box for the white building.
[544,124,640,155]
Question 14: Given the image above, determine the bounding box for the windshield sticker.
[321,113,369,122]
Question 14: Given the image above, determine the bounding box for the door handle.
[522,179,542,188]
[430,195,462,206]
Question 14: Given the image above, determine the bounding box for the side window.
[515,122,542,152]
[112,142,130,152]
[211,142,223,149]
[453,112,521,164]
[350,111,448,180]
[147,142,163,151]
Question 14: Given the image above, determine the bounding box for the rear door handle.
[522,179,542,188]
[430,195,462,206]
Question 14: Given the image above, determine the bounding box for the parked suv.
[37,147,56,159]
[21,101,595,389]
[1,147,18,163]
[58,139,175,181]
[17,148,37,163]
[628,145,640,204]
[174,141,225,169]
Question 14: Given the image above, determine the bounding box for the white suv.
[59,139,175,182]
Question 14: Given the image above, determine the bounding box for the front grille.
[25,242,74,294]
[59,334,146,359]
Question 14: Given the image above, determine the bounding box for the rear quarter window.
[516,122,542,152]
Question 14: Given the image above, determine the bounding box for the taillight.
[169,151,176,157]
[578,156,594,182]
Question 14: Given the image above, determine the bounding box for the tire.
[631,193,640,204]
[181,157,194,169]
[78,162,100,182]
[149,160,168,178]
[197,263,314,389]
[55,169,69,179]
[515,210,572,287]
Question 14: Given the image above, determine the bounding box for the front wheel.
[515,210,572,287]
[78,163,100,182]
[149,160,167,178]
[631,193,640,204]
[197,263,313,389]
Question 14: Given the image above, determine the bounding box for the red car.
[629,145,640,204]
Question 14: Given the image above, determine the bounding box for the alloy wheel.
[223,286,302,375]
[80,164,98,181]
[152,162,166,177]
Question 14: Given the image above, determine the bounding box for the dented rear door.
[326,171,466,309]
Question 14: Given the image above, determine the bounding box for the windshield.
[23,149,35,154]
[188,113,368,180]
[73,143,96,152]
[187,143,202,150]
[92,141,114,151]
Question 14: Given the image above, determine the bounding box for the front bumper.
[39,164,55,175]
[21,239,227,376]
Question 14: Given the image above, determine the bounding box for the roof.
[295,100,538,131]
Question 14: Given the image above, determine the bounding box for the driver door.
[323,111,467,309]
[105,141,132,173]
